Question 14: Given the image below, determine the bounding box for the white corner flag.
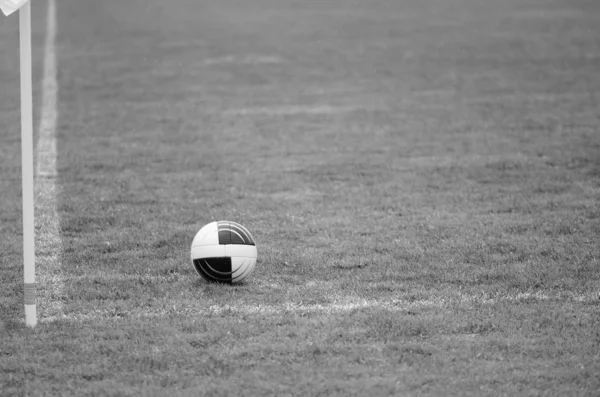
[1,0,29,16]
[2,0,36,327]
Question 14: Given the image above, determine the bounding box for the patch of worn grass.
[1,0,600,395]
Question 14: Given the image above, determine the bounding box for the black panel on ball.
[218,229,232,245]
[230,231,246,245]
[229,222,255,245]
[217,221,255,246]
[193,257,233,283]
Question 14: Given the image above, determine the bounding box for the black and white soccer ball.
[190,221,257,284]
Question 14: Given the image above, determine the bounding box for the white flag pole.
[19,0,36,327]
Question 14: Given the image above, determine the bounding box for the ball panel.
[224,244,257,259]
[202,257,233,276]
[191,221,219,247]
[229,222,255,245]
[191,244,227,260]
[218,229,232,245]
[217,221,255,246]
[231,257,256,282]
[229,230,246,245]
[193,257,233,283]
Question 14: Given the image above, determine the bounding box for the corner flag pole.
[19,0,37,327]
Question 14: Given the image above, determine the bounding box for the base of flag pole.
[25,304,37,327]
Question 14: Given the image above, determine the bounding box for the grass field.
[1,0,599,395]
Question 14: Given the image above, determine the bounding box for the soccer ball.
[190,221,257,283]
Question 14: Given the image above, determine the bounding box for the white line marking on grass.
[42,291,596,323]
[203,54,284,65]
[35,0,63,320]
[224,105,368,116]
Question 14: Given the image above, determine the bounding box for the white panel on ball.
[231,257,256,282]
[225,245,257,258]
[190,244,227,260]
[191,221,219,247]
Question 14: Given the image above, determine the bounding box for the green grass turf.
[1,0,600,395]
